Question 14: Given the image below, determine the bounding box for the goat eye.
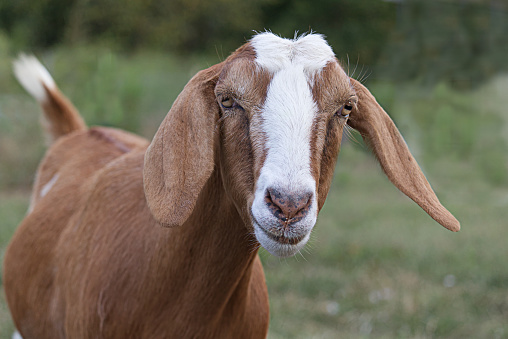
[338,102,353,118]
[221,97,234,108]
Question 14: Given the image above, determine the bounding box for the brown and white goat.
[4,33,460,339]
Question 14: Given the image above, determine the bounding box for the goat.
[3,32,460,339]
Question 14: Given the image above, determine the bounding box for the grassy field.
[0,44,507,338]
[265,146,508,338]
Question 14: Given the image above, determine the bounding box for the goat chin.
[253,221,312,257]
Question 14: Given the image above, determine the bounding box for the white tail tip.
[12,331,23,339]
[13,54,56,102]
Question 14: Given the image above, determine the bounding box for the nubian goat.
[4,32,460,338]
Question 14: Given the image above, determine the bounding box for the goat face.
[214,33,352,257]
[143,32,460,258]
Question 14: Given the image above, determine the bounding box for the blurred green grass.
[264,144,508,338]
[0,43,507,338]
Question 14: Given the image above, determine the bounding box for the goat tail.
[13,54,86,143]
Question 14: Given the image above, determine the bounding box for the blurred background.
[0,0,507,337]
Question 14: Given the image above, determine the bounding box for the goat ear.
[143,64,222,227]
[347,78,460,232]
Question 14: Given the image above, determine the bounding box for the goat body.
[4,34,459,338]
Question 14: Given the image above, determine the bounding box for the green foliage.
[0,0,272,54]
[378,0,508,88]
[43,44,207,134]
[2,0,507,89]
[0,0,75,50]
[261,0,396,66]
[0,0,395,66]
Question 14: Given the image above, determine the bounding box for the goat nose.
[265,187,313,224]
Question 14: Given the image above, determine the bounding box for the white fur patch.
[40,173,59,198]
[258,65,317,190]
[13,54,56,102]
[12,331,23,339]
[250,32,335,77]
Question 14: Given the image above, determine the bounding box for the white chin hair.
[254,223,310,257]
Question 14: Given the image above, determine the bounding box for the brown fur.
[214,56,272,227]
[4,39,459,339]
[311,61,354,210]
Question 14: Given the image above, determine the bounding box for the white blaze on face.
[250,33,336,257]
[259,64,316,191]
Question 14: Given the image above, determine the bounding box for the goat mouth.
[249,209,309,248]
[258,226,306,245]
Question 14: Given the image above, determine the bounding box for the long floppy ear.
[347,78,460,232]
[143,63,223,227]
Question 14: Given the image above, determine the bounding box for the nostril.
[265,188,285,221]
[265,187,313,223]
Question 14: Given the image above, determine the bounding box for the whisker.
[297,249,308,262]
[346,54,350,78]
[305,233,317,254]
[214,44,226,64]
[358,68,372,83]
[344,124,362,146]
[351,55,360,79]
